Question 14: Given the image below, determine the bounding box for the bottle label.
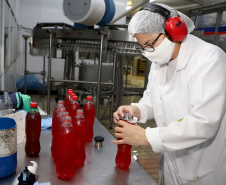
[0,126,17,157]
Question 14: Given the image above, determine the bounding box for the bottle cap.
[76,109,83,114]
[72,95,78,101]
[94,136,104,149]
[30,102,38,108]
[86,96,93,101]
[71,93,76,97]
[68,89,73,93]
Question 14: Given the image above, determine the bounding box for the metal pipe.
[111,0,149,23]
[47,32,52,114]
[110,52,117,129]
[0,1,4,90]
[96,34,104,118]
[49,79,114,85]
[214,10,223,46]
[22,35,29,94]
[43,56,45,94]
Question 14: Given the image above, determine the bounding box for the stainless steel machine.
[29,23,141,128]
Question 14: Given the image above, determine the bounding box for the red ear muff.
[139,3,188,42]
[164,16,188,42]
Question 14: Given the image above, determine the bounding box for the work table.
[0,118,157,185]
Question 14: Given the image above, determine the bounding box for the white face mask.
[142,37,175,65]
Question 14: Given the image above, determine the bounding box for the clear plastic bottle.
[0,99,5,117]
[55,116,76,180]
[25,102,41,157]
[3,92,13,115]
[83,96,95,142]
[72,109,87,167]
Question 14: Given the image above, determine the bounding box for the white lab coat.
[132,34,226,185]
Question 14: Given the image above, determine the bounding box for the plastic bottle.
[25,102,41,157]
[52,111,70,159]
[55,116,76,180]
[69,95,80,123]
[0,99,5,117]
[51,107,66,159]
[115,114,137,170]
[83,96,95,142]
[72,109,87,167]
[52,101,64,128]
[3,92,13,115]
[64,89,73,110]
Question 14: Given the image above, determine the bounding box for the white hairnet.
[128,3,195,36]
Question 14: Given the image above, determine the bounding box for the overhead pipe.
[111,0,149,23]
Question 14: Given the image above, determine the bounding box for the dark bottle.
[83,96,95,142]
[25,102,41,157]
[72,109,87,167]
[115,113,137,170]
[55,116,76,180]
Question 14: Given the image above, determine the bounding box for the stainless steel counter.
[0,118,157,185]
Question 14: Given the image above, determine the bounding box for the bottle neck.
[30,107,39,112]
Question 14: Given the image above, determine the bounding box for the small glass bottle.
[25,102,41,157]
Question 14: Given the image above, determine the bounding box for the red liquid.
[115,124,133,170]
[25,111,41,157]
[115,141,132,170]
[52,112,69,159]
[72,113,87,167]
[55,121,76,180]
[83,99,95,142]
[51,108,66,159]
[69,98,80,123]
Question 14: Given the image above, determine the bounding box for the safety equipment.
[128,4,195,40]
[139,3,188,42]
[142,37,175,65]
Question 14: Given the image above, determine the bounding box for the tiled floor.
[29,92,160,184]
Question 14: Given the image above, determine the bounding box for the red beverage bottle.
[51,107,66,158]
[83,96,95,142]
[69,95,80,123]
[115,113,137,170]
[55,116,76,180]
[72,109,87,167]
[52,101,64,128]
[25,102,41,157]
[52,111,70,160]
[64,89,73,111]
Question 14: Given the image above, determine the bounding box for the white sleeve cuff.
[131,103,148,123]
[145,127,164,153]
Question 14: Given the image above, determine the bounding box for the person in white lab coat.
[112,3,226,185]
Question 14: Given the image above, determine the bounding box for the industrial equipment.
[29,22,142,128]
